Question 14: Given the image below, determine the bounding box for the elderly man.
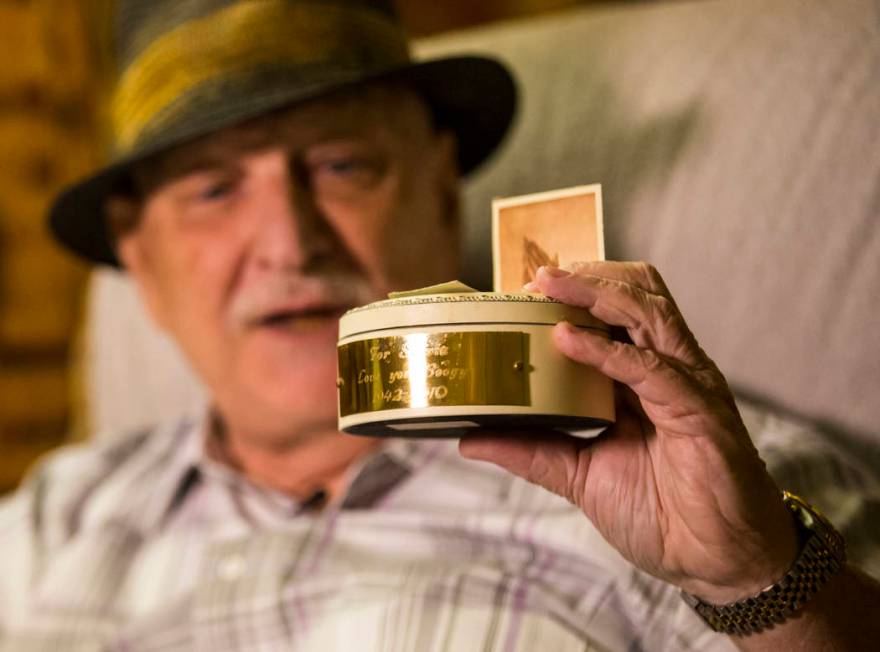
[1,0,878,650]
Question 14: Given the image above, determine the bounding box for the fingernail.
[539,266,571,278]
[522,281,538,292]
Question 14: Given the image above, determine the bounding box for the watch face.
[782,491,847,563]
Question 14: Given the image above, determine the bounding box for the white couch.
[82,0,880,453]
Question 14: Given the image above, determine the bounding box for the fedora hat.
[49,0,517,266]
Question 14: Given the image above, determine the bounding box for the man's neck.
[208,414,382,503]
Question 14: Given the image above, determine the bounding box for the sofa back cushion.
[84,0,880,442]
[421,0,880,441]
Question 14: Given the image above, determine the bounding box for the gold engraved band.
[337,331,531,417]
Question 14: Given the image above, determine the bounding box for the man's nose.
[250,152,334,272]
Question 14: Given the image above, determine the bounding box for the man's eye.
[316,157,378,179]
[197,180,234,201]
[321,159,363,175]
[310,156,385,196]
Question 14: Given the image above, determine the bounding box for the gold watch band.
[681,491,847,636]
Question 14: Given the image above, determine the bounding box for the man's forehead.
[145,84,430,177]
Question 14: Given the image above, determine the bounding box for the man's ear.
[105,195,141,264]
[104,196,170,332]
[106,195,151,276]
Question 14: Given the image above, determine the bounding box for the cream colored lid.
[339,292,607,339]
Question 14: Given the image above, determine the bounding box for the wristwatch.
[681,491,846,636]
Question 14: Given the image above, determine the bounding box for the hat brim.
[48,56,517,267]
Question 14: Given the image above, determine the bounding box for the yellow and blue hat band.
[112,0,410,151]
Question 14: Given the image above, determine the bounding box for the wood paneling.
[0,0,106,492]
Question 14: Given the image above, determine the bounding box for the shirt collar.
[155,407,446,523]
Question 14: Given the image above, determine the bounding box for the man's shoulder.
[0,418,197,547]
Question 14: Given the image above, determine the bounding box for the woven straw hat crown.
[49,0,516,266]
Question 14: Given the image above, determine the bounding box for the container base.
[341,413,613,438]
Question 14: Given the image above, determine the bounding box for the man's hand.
[459,262,799,604]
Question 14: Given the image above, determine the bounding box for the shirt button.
[217,553,245,581]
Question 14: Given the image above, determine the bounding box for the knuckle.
[568,261,591,275]
[637,261,666,292]
[651,295,679,324]
[696,360,731,395]
[606,338,631,361]
[635,261,655,279]
[640,347,666,374]
[598,340,629,374]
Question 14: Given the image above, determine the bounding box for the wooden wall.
[0,1,107,492]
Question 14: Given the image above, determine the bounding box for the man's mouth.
[256,306,348,333]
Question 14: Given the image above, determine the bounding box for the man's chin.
[206,327,343,441]
[254,374,339,424]
[218,394,342,447]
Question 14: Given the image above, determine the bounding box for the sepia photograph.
[493,184,604,292]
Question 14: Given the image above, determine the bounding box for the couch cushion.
[418,0,880,441]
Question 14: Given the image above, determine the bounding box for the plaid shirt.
[1,400,878,651]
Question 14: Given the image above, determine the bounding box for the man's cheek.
[336,222,385,275]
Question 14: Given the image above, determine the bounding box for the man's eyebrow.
[160,153,232,179]
[134,149,239,195]
[145,119,378,187]
[155,130,275,180]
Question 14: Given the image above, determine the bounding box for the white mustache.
[228,273,377,329]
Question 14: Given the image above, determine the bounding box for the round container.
[336,292,615,437]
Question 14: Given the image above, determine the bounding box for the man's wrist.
[681,492,847,636]
[682,494,801,606]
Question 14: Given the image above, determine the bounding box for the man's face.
[113,87,460,444]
